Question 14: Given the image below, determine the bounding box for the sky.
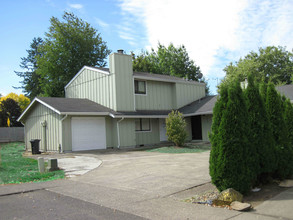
[1,0,293,96]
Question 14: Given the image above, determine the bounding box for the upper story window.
[135,80,146,94]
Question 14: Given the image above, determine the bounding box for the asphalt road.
[0,189,147,220]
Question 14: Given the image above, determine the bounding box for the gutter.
[116,117,124,148]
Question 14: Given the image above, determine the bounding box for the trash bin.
[30,139,41,154]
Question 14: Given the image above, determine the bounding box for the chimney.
[109,49,132,75]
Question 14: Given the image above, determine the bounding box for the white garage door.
[71,117,106,151]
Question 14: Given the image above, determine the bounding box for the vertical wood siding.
[185,117,192,141]
[110,53,135,111]
[175,83,206,108]
[135,118,160,145]
[135,81,175,110]
[24,104,61,152]
[118,118,136,147]
[65,68,117,110]
[201,115,212,141]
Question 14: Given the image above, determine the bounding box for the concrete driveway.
[71,150,211,198]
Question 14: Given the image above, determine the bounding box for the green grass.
[146,144,211,153]
[0,142,65,184]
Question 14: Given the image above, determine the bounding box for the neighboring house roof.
[276,85,293,101]
[65,66,205,89]
[179,96,217,116]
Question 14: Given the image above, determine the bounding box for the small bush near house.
[166,110,187,147]
[0,142,64,184]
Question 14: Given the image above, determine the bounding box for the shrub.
[166,110,187,147]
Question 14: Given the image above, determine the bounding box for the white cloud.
[118,0,293,94]
[95,18,109,28]
[68,3,83,10]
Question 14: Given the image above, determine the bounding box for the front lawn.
[147,144,211,153]
[0,142,64,184]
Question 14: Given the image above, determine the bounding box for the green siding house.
[18,51,216,152]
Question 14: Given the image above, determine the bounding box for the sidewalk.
[1,179,292,219]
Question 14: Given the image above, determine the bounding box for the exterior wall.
[118,118,136,148]
[175,83,206,108]
[105,117,118,148]
[201,115,212,141]
[185,117,192,141]
[65,68,117,110]
[62,116,72,152]
[136,118,160,145]
[24,104,61,152]
[135,81,175,110]
[110,53,135,111]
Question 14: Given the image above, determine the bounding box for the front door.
[191,116,202,140]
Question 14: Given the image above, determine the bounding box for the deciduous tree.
[223,46,293,85]
[36,12,111,97]
[132,43,209,94]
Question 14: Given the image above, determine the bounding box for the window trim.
[135,118,152,132]
[134,80,147,95]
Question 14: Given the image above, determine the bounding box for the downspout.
[21,122,26,151]
[117,117,124,148]
[60,114,68,153]
[41,120,47,152]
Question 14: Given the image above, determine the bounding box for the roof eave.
[17,97,61,122]
[133,75,205,86]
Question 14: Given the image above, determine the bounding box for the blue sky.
[1,0,293,96]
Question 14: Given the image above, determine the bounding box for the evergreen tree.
[244,76,276,182]
[282,98,293,177]
[209,84,228,187]
[15,37,43,99]
[265,83,289,178]
[211,81,252,193]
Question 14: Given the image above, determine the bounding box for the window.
[135,118,151,131]
[135,80,146,94]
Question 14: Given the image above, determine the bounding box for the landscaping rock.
[230,201,251,211]
[217,188,243,202]
[212,199,232,206]
[279,179,293,188]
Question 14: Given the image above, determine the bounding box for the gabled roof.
[276,85,293,100]
[18,97,117,121]
[179,96,217,116]
[19,95,217,122]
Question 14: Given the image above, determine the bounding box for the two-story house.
[18,51,216,152]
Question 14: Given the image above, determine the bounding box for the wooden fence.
[0,127,24,142]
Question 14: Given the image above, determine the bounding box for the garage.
[71,117,106,151]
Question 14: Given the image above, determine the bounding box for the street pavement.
[1,150,293,219]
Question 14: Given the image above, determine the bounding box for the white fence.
[0,127,24,142]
